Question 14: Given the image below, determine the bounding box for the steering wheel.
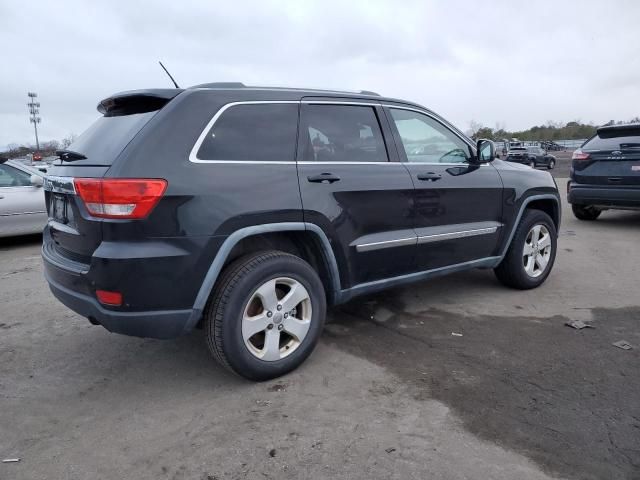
[438,148,466,162]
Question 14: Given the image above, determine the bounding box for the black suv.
[568,124,640,220]
[42,84,561,380]
[506,146,555,169]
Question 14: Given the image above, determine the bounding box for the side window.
[389,108,470,164]
[0,165,32,187]
[197,104,298,161]
[301,105,389,163]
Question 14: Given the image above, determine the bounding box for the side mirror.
[30,174,44,187]
[473,139,495,164]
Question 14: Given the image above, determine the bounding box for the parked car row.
[0,158,48,237]
[503,146,556,169]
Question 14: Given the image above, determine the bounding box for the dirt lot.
[1,180,639,480]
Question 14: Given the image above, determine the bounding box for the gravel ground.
[1,180,639,480]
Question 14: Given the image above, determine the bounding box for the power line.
[27,92,41,152]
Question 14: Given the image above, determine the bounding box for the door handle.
[307,173,341,184]
[416,172,442,181]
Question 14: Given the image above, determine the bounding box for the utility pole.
[27,92,41,153]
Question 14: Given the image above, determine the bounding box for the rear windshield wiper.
[56,149,87,161]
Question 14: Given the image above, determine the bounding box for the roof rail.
[189,83,382,96]
[190,82,246,89]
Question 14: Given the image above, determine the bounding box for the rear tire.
[547,159,555,170]
[529,160,536,168]
[572,204,601,221]
[204,250,326,381]
[494,210,557,289]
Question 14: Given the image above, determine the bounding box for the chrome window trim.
[188,100,480,166]
[297,161,402,166]
[188,101,300,164]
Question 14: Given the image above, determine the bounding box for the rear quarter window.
[196,104,299,162]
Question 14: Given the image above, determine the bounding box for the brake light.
[572,149,590,161]
[74,178,167,219]
[96,289,122,306]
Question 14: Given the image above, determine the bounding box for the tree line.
[469,118,640,141]
[1,134,77,159]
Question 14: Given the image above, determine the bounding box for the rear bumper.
[45,267,192,338]
[568,182,640,208]
[40,229,220,339]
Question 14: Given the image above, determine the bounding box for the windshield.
[510,147,526,152]
[66,111,157,165]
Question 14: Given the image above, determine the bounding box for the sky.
[1,0,639,148]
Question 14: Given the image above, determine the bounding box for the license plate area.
[51,194,68,223]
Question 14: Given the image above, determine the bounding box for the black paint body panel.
[42,87,560,338]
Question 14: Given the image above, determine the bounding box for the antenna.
[158,61,180,88]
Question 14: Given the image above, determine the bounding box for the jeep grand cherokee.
[42,83,561,380]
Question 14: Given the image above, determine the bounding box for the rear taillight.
[74,178,167,219]
[572,149,590,161]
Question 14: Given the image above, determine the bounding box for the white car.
[0,159,47,237]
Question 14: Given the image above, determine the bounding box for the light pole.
[27,92,41,154]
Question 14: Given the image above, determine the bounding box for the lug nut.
[267,324,274,329]
[267,311,273,318]
[277,305,282,311]
[284,313,288,319]
[278,324,284,330]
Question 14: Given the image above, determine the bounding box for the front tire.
[494,210,557,289]
[572,204,601,221]
[204,250,326,381]
[547,159,555,170]
[529,160,536,168]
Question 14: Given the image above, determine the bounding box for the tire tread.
[494,209,557,289]
[204,250,322,379]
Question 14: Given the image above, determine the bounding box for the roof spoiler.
[597,124,640,138]
[97,89,184,116]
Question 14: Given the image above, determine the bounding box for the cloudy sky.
[1,0,639,148]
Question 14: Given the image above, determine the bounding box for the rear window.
[68,111,157,165]
[197,104,298,162]
[584,130,640,150]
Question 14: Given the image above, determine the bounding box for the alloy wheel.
[522,224,552,278]
[241,277,312,361]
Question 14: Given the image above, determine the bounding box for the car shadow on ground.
[0,233,42,250]
[589,210,640,227]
